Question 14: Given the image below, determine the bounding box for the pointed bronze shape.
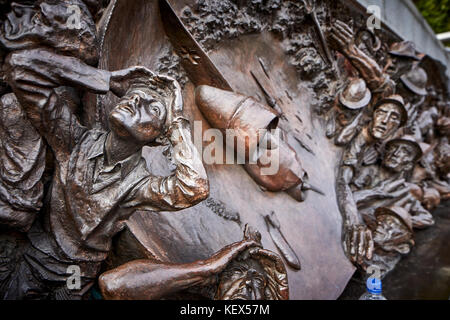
[195,85,279,161]
[195,85,306,196]
[244,137,306,192]
[265,211,301,270]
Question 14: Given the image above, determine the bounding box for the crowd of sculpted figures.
[328,20,449,278]
[0,0,448,300]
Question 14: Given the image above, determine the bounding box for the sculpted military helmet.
[385,135,424,161]
[375,206,414,232]
[373,94,408,127]
[400,66,428,96]
[339,78,372,110]
[389,41,424,60]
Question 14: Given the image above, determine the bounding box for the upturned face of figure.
[371,103,402,140]
[0,1,98,64]
[109,88,167,144]
[373,215,413,255]
[216,260,267,300]
[387,57,412,81]
[383,142,417,173]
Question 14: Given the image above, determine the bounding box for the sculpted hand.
[373,179,410,199]
[329,20,355,54]
[204,239,262,277]
[353,179,410,205]
[362,147,379,165]
[344,224,374,267]
[204,225,262,276]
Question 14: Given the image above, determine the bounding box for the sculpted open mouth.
[386,157,398,165]
[374,126,387,133]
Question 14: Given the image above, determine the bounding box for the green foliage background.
[413,0,450,33]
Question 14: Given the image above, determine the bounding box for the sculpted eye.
[151,106,160,116]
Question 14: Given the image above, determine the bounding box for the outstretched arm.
[330,21,394,95]
[337,165,374,266]
[99,239,259,300]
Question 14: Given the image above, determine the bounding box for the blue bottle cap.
[366,277,382,294]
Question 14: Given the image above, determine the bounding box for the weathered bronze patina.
[0,0,448,300]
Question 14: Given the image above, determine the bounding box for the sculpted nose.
[393,147,401,156]
[131,94,140,107]
[381,114,389,124]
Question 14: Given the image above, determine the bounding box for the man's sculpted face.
[383,142,417,173]
[387,57,412,81]
[371,103,402,140]
[109,88,167,144]
[217,261,267,300]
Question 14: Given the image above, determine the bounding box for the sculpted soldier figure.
[1,48,209,300]
[411,119,450,210]
[0,0,209,300]
[0,0,100,233]
[387,42,428,129]
[399,66,429,129]
[352,135,434,230]
[330,20,395,100]
[326,78,371,144]
[386,41,424,83]
[361,206,415,278]
[2,48,209,299]
[337,95,408,265]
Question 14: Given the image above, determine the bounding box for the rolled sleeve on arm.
[124,118,209,212]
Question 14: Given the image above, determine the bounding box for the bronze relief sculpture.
[0,0,448,300]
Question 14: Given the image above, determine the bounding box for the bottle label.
[366,265,382,294]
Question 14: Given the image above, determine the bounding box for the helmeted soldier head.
[109,72,182,146]
[339,78,372,110]
[383,135,423,173]
[373,206,414,255]
[387,41,424,81]
[389,41,423,61]
[370,95,407,140]
[400,66,428,96]
[215,247,289,300]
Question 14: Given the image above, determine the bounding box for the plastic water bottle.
[359,277,387,300]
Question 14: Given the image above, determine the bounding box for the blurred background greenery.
[413,0,450,34]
